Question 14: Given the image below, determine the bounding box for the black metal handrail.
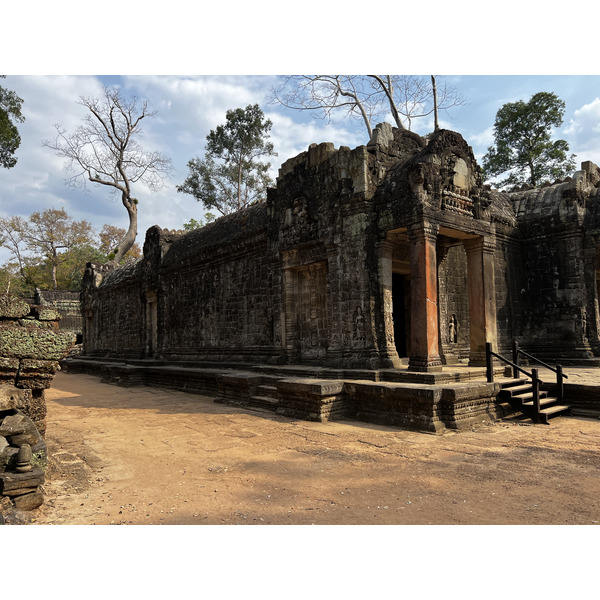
[512,341,568,381]
[485,341,567,423]
[486,347,533,381]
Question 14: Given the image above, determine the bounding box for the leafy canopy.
[177,104,276,216]
[0,76,25,169]
[482,91,576,188]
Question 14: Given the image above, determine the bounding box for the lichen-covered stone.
[16,359,60,390]
[0,294,31,319]
[33,306,62,322]
[0,324,76,360]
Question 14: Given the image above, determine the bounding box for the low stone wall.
[0,294,75,516]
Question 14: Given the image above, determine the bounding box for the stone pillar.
[464,236,498,366]
[377,240,402,368]
[408,223,442,371]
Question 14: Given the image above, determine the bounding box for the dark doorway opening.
[392,273,408,357]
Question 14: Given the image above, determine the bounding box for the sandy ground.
[19,371,600,526]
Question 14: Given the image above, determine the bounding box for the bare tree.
[44,86,172,263]
[269,75,468,138]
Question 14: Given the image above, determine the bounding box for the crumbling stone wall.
[0,293,75,514]
[508,161,600,358]
[35,289,82,336]
[79,127,600,373]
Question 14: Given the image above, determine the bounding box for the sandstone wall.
[508,162,600,358]
[78,129,600,371]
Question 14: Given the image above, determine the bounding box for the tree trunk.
[51,247,58,290]
[367,75,406,131]
[431,76,439,132]
[113,194,138,263]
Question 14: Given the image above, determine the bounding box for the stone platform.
[62,357,522,433]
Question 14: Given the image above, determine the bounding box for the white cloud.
[564,97,600,164]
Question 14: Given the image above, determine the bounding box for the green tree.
[23,208,95,290]
[482,91,576,188]
[0,76,25,169]
[177,104,276,216]
[182,213,216,231]
[44,86,172,263]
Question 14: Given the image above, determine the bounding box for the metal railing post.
[556,364,564,401]
[486,342,494,382]
[532,368,541,424]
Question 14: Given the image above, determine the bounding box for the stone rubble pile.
[0,293,76,516]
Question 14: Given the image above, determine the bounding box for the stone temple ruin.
[1,294,75,515]
[65,125,600,432]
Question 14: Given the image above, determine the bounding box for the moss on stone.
[0,295,31,319]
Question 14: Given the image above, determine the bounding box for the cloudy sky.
[3,73,600,261]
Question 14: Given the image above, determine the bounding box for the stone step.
[256,384,278,397]
[249,395,280,410]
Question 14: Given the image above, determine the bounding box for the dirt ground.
[21,371,600,526]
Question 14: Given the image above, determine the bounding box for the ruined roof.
[161,201,269,268]
[508,162,600,223]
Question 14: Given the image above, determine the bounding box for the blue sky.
[2,73,600,266]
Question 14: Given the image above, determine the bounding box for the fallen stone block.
[0,467,45,492]
[0,386,27,411]
[12,488,44,510]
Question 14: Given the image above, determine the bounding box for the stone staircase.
[499,378,571,424]
[248,377,280,411]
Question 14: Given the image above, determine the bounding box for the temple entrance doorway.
[392,273,409,358]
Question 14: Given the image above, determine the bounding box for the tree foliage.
[177,104,276,216]
[182,213,216,231]
[482,91,576,188]
[269,75,468,139]
[0,76,25,169]
[44,86,172,263]
[23,208,94,290]
[0,209,140,293]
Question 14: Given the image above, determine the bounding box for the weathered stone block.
[12,488,44,510]
[0,411,42,446]
[34,306,61,321]
[0,357,20,384]
[0,467,44,492]
[0,413,27,436]
[0,385,27,411]
[0,325,76,360]
[16,359,60,390]
[0,294,30,318]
